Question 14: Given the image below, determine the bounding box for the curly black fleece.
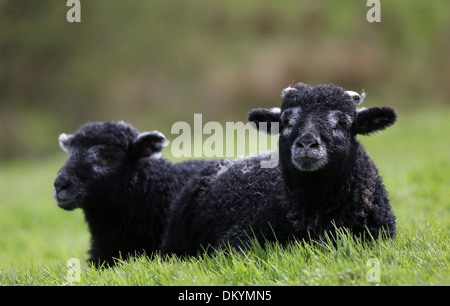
[162,83,396,256]
[54,121,217,267]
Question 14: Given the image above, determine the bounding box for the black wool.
[163,83,397,257]
[53,121,217,267]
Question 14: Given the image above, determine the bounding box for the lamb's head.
[53,121,169,210]
[249,83,397,173]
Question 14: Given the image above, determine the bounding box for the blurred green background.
[0,0,449,160]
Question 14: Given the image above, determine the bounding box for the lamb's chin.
[291,157,328,172]
[53,190,80,210]
[56,198,80,210]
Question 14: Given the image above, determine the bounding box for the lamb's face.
[54,143,128,210]
[248,82,397,174]
[53,122,168,210]
[278,85,356,172]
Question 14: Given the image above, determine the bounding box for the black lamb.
[162,83,397,256]
[53,121,217,267]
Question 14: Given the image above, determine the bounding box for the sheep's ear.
[354,107,397,135]
[346,90,366,105]
[133,131,169,158]
[58,133,73,153]
[248,108,281,134]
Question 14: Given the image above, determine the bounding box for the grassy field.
[0,108,449,286]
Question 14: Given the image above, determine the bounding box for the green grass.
[1,108,449,286]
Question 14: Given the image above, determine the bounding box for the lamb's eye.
[98,152,119,166]
[328,111,349,130]
[282,117,292,127]
[335,118,347,129]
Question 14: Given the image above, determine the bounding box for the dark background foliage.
[0,0,449,159]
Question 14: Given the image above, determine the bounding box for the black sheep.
[162,83,397,256]
[53,121,216,267]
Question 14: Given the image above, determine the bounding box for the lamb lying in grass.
[162,83,397,256]
[53,121,219,267]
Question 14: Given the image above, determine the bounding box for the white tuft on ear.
[58,133,73,153]
[270,107,281,114]
[281,86,298,98]
[346,90,366,105]
[149,131,170,149]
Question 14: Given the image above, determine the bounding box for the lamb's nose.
[54,175,71,191]
[296,133,319,149]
